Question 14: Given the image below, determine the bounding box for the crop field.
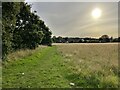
[2,43,119,88]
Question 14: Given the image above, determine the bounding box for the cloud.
[27,2,118,37]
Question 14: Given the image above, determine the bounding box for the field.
[2,43,119,88]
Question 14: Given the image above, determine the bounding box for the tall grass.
[57,43,119,88]
[5,46,47,62]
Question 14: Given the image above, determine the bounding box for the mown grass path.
[3,46,72,88]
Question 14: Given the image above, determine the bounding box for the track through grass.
[3,46,72,88]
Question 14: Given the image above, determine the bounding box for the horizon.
[51,35,119,39]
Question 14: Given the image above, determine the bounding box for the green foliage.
[12,3,44,49]
[2,2,21,59]
[41,25,52,46]
[2,2,52,59]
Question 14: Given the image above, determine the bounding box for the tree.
[118,37,120,42]
[2,2,21,59]
[40,22,52,46]
[2,2,52,60]
[12,3,44,49]
[110,37,113,42]
[99,35,110,43]
[58,36,63,43]
[64,37,68,42]
[52,36,57,43]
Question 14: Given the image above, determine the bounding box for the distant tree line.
[2,2,52,59]
[52,35,120,43]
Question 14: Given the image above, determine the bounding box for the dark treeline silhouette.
[52,35,120,43]
[2,2,52,60]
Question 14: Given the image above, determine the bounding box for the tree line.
[52,35,120,43]
[2,2,52,60]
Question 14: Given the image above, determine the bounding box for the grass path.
[3,46,72,88]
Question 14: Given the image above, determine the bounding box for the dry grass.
[57,43,119,87]
[6,45,47,62]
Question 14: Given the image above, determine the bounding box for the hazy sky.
[26,2,118,38]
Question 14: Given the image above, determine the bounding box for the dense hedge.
[2,2,52,60]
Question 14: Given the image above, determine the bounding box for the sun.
[92,8,102,19]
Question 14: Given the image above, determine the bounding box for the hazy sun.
[92,8,102,19]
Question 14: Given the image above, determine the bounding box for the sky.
[26,2,118,38]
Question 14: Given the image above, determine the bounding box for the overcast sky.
[26,2,118,38]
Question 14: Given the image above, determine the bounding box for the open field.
[57,43,119,88]
[2,43,119,88]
